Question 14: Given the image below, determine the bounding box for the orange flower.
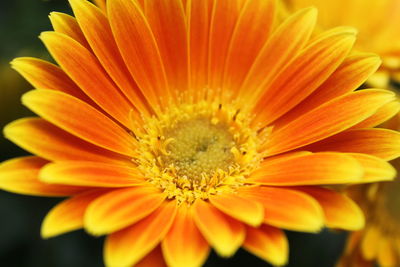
[1,0,400,266]
[283,0,400,88]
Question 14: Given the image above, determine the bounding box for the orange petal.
[223,0,275,93]
[136,246,167,267]
[162,204,210,267]
[92,0,106,11]
[4,118,129,164]
[307,25,356,44]
[39,31,133,127]
[187,0,213,95]
[273,53,381,128]
[239,186,324,232]
[305,128,400,161]
[265,89,396,155]
[248,152,363,185]
[40,161,145,188]
[208,0,244,89]
[352,100,400,129]
[84,186,165,235]
[21,89,135,156]
[294,187,364,231]
[260,151,313,163]
[0,156,83,197]
[69,0,150,116]
[10,57,90,102]
[239,7,317,102]
[136,0,145,9]
[108,0,166,110]
[243,225,288,266]
[253,29,356,126]
[48,12,91,50]
[209,193,264,227]
[105,200,177,266]
[193,200,245,257]
[348,153,396,183]
[144,0,188,94]
[41,189,105,238]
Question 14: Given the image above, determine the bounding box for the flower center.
[162,118,235,181]
[133,101,262,204]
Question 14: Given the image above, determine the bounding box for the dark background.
[0,1,346,266]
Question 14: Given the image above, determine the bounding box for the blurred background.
[0,1,346,266]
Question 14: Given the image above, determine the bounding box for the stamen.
[135,101,262,204]
[162,118,235,181]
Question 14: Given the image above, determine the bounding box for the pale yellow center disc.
[162,118,235,180]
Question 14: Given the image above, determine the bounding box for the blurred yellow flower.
[338,113,400,267]
[284,0,400,88]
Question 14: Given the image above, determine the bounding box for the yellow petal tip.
[213,245,240,259]
[40,224,57,239]
[38,31,54,42]
[21,90,37,107]
[38,163,55,183]
[9,58,19,67]
[83,211,108,237]
[3,121,14,139]
[300,6,318,16]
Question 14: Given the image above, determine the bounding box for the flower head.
[1,0,400,266]
[284,0,400,88]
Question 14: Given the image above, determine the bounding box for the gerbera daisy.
[338,114,400,267]
[283,0,400,88]
[1,0,400,266]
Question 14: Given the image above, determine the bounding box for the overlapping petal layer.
[193,200,245,257]
[243,225,288,266]
[49,12,91,50]
[295,187,364,230]
[239,7,317,102]
[162,204,210,267]
[105,201,177,267]
[273,53,382,127]
[0,157,83,197]
[84,186,166,235]
[22,90,135,156]
[306,128,400,161]
[248,152,364,185]
[4,118,129,164]
[69,0,150,116]
[265,90,395,155]
[209,193,264,227]
[11,57,91,102]
[41,189,106,238]
[253,29,356,126]
[108,0,166,109]
[239,186,324,232]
